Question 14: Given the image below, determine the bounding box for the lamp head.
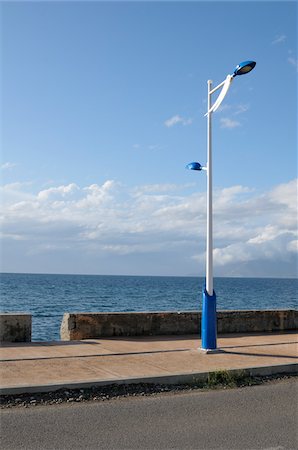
[233,60,256,77]
[186,162,202,171]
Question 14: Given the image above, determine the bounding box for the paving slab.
[0,332,297,394]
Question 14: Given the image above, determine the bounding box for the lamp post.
[186,60,256,352]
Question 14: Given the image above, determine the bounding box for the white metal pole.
[206,80,213,296]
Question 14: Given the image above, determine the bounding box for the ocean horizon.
[1,271,298,279]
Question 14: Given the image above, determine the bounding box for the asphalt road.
[1,379,297,450]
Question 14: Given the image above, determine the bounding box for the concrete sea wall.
[1,310,296,342]
[0,313,32,343]
[60,309,298,340]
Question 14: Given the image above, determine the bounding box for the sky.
[1,0,297,278]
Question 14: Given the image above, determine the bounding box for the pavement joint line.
[0,348,190,362]
[217,350,298,360]
[0,363,297,396]
[220,340,298,349]
[2,339,297,363]
[1,344,297,363]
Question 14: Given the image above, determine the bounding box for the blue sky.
[1,1,297,277]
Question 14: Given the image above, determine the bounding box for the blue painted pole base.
[201,288,217,351]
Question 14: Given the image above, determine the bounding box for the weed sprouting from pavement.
[1,373,296,409]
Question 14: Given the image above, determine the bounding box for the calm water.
[0,273,297,341]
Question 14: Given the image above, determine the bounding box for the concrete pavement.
[0,332,297,395]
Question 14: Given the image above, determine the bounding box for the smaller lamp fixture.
[186,162,203,171]
[233,60,256,77]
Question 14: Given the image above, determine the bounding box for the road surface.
[1,378,297,449]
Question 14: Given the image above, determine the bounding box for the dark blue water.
[0,273,297,341]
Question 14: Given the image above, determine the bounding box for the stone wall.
[60,310,298,340]
[0,313,32,343]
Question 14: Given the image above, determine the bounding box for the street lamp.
[187,60,256,352]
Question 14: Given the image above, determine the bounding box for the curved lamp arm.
[204,74,233,116]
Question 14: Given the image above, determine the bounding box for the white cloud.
[148,144,162,151]
[164,115,193,127]
[37,183,79,201]
[288,57,298,72]
[234,104,249,115]
[78,180,116,208]
[2,182,26,191]
[213,231,296,269]
[1,162,16,170]
[133,183,194,196]
[248,224,295,245]
[220,117,241,129]
[272,34,286,45]
[217,104,249,116]
[1,178,297,277]
[214,185,252,205]
[287,240,298,253]
[216,104,231,113]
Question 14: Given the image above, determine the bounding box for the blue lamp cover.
[233,60,256,76]
[186,162,202,171]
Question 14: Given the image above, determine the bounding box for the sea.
[0,273,297,341]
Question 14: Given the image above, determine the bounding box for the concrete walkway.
[0,332,297,394]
